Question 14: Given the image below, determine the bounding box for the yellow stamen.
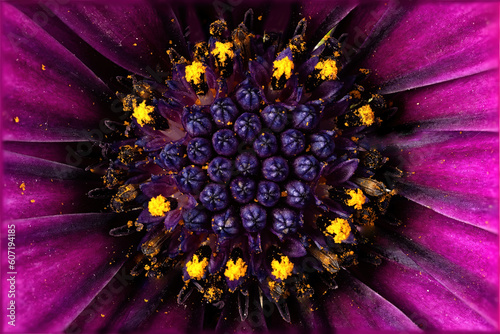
[272,56,294,81]
[185,61,206,86]
[325,218,351,243]
[314,59,338,81]
[355,105,375,126]
[271,255,294,280]
[346,189,366,210]
[211,41,234,64]
[186,254,208,280]
[132,100,154,127]
[224,258,248,281]
[148,195,172,217]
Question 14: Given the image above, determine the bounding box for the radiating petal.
[361,2,498,93]
[325,271,421,330]
[3,151,103,220]
[48,3,170,76]
[388,70,499,132]
[1,213,141,333]
[2,4,112,142]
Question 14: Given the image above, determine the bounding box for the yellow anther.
[186,254,208,280]
[211,41,234,64]
[272,56,294,81]
[271,255,294,280]
[346,189,366,210]
[314,59,338,81]
[325,218,351,243]
[224,258,248,281]
[185,61,206,86]
[355,105,375,126]
[132,100,155,127]
[148,195,172,217]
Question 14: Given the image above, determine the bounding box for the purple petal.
[2,4,112,142]
[48,3,170,76]
[2,213,140,333]
[389,70,499,132]
[3,151,102,220]
[361,2,498,93]
[325,271,421,330]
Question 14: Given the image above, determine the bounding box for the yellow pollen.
[346,189,366,210]
[19,182,26,192]
[14,117,20,123]
[271,256,294,280]
[185,61,206,86]
[325,218,351,243]
[186,254,208,280]
[314,59,338,81]
[272,56,294,81]
[211,41,234,64]
[224,258,248,281]
[132,100,154,127]
[41,64,46,71]
[355,105,375,126]
[148,195,172,217]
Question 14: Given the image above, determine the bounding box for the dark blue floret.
[210,97,239,127]
[159,142,187,171]
[230,176,257,204]
[285,180,311,209]
[235,152,259,176]
[310,131,335,160]
[293,155,320,181]
[280,129,306,156]
[175,165,207,194]
[256,181,281,207]
[208,157,233,183]
[253,132,278,158]
[182,106,213,137]
[271,208,299,236]
[292,104,320,131]
[212,129,239,156]
[234,113,262,143]
[261,104,288,132]
[187,137,212,165]
[262,156,289,182]
[199,183,230,211]
[235,81,261,111]
[183,205,210,232]
[240,203,267,232]
[212,207,241,238]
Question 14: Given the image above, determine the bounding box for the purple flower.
[2,1,498,333]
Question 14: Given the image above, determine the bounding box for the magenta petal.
[362,2,499,93]
[351,255,494,330]
[325,271,420,330]
[390,70,499,132]
[379,131,498,232]
[3,151,102,220]
[1,213,140,333]
[48,3,170,76]
[2,4,112,142]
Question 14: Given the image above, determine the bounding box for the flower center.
[94,11,402,322]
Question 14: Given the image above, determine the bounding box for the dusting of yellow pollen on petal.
[272,57,294,81]
[186,254,208,280]
[325,218,351,243]
[346,189,366,210]
[19,182,26,192]
[148,195,172,217]
[14,117,20,123]
[224,258,248,281]
[132,100,154,127]
[355,105,374,126]
[185,61,206,86]
[211,41,234,64]
[271,256,294,280]
[314,59,338,81]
